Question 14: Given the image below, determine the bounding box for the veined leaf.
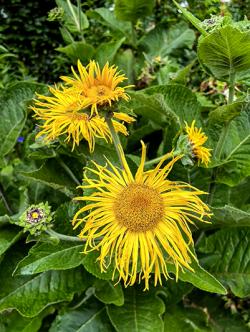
[0,226,22,256]
[107,287,165,332]
[209,101,245,124]
[95,38,125,67]
[140,22,195,58]
[198,228,250,297]
[94,280,124,306]
[49,304,113,332]
[0,268,88,317]
[14,241,84,275]
[198,26,250,82]
[56,42,94,63]
[114,0,155,22]
[0,82,46,159]
[144,84,202,124]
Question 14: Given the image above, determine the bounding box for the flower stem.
[105,113,124,169]
[145,150,180,167]
[0,183,13,215]
[46,229,84,242]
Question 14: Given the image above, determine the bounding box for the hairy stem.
[145,150,179,167]
[46,229,84,242]
[105,113,124,169]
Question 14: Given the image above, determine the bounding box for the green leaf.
[0,267,88,317]
[0,82,46,159]
[140,22,195,58]
[167,260,227,295]
[56,0,89,33]
[20,159,75,197]
[114,49,135,84]
[126,91,176,126]
[0,309,52,332]
[144,84,202,124]
[56,42,94,63]
[198,228,250,297]
[209,101,245,124]
[88,8,131,38]
[198,26,250,82]
[0,226,22,256]
[14,241,84,275]
[215,109,250,186]
[50,304,113,332]
[164,306,212,332]
[94,280,124,306]
[82,251,114,280]
[211,205,250,228]
[156,280,193,306]
[95,38,125,67]
[114,0,155,22]
[107,287,165,332]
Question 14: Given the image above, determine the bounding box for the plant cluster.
[0,1,250,331]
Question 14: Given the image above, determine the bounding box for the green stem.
[145,150,180,167]
[56,155,81,186]
[70,287,95,310]
[105,114,124,169]
[46,229,84,242]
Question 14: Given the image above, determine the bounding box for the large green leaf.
[20,159,75,197]
[140,22,195,58]
[0,226,22,256]
[208,101,245,124]
[164,306,211,332]
[49,304,113,332]
[215,109,250,186]
[0,267,88,317]
[82,251,114,281]
[0,309,52,332]
[144,84,202,124]
[168,260,226,295]
[56,42,94,63]
[94,280,124,306]
[95,38,125,67]
[107,288,165,332]
[88,8,131,38]
[198,228,250,297]
[14,241,84,275]
[114,0,155,22]
[210,205,250,228]
[0,82,46,159]
[198,26,250,81]
[126,91,176,126]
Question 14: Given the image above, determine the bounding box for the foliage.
[0,1,250,331]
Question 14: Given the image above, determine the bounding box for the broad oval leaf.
[198,26,250,82]
[107,288,165,332]
[0,268,89,317]
[14,242,84,275]
[114,0,155,22]
[198,228,250,297]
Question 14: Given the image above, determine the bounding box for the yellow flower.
[31,86,132,151]
[73,142,210,290]
[61,60,132,114]
[185,120,212,167]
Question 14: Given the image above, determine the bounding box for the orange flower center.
[113,184,164,232]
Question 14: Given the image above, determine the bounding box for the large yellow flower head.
[185,120,212,167]
[61,60,132,115]
[73,143,210,290]
[31,86,133,151]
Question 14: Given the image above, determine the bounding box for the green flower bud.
[47,7,64,22]
[19,202,53,235]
